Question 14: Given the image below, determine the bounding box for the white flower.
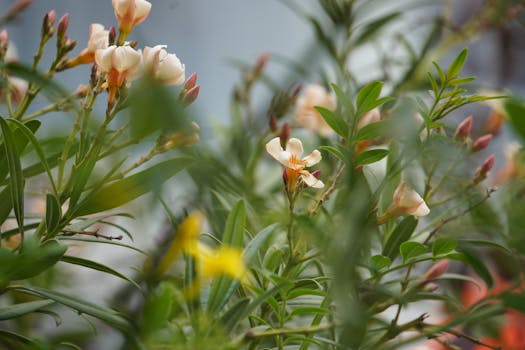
[86,23,109,53]
[393,182,430,217]
[143,45,185,86]
[294,84,336,137]
[112,0,152,33]
[95,45,142,103]
[266,137,324,190]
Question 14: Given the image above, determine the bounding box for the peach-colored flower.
[95,45,142,103]
[266,137,324,191]
[112,0,152,34]
[393,182,430,217]
[294,84,336,137]
[143,45,185,86]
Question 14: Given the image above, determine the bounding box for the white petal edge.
[286,138,304,158]
[300,171,324,188]
[302,149,321,167]
[265,137,284,161]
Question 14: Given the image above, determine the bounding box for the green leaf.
[448,77,476,85]
[382,216,418,260]
[141,282,175,338]
[432,61,445,83]
[455,247,493,288]
[207,200,246,313]
[447,48,468,79]
[0,299,55,320]
[319,145,346,162]
[6,119,57,194]
[10,286,132,332]
[505,98,525,142]
[243,224,277,269]
[0,117,25,234]
[57,236,147,256]
[356,120,393,142]
[0,236,67,283]
[223,282,291,331]
[369,254,391,272]
[354,12,401,45]
[355,149,389,165]
[356,81,382,116]
[331,83,354,114]
[458,239,510,253]
[427,72,439,97]
[432,237,457,257]
[501,292,525,314]
[74,157,193,217]
[45,193,61,236]
[220,298,250,331]
[314,106,348,138]
[400,241,427,262]
[0,185,12,225]
[60,255,141,290]
[0,329,41,347]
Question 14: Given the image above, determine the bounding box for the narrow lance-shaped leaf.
[0,117,25,235]
[382,216,418,260]
[0,299,55,320]
[207,200,246,313]
[74,157,193,217]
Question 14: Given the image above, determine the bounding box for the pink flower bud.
[312,170,321,179]
[108,26,116,46]
[423,259,449,281]
[279,123,291,148]
[454,115,473,141]
[474,154,495,181]
[42,10,56,36]
[184,72,198,91]
[472,134,493,152]
[0,30,8,57]
[181,85,200,106]
[57,13,69,40]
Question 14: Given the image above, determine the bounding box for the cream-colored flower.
[95,45,142,103]
[86,24,109,54]
[112,0,152,34]
[294,84,336,137]
[143,45,185,86]
[266,137,324,190]
[393,181,430,217]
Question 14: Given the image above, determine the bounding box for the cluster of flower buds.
[453,115,493,152]
[267,85,302,122]
[178,72,200,106]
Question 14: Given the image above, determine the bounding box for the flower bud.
[269,113,278,132]
[42,10,56,37]
[0,30,9,58]
[108,26,116,46]
[312,170,321,179]
[474,154,495,182]
[183,72,198,91]
[472,134,493,152]
[454,115,473,141]
[181,85,199,106]
[112,0,152,36]
[57,13,69,42]
[279,122,291,148]
[423,259,449,281]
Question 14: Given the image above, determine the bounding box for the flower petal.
[286,138,304,158]
[300,171,324,188]
[409,202,430,216]
[302,149,321,167]
[265,137,284,162]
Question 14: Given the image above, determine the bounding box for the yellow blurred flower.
[196,244,247,283]
[157,211,204,275]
